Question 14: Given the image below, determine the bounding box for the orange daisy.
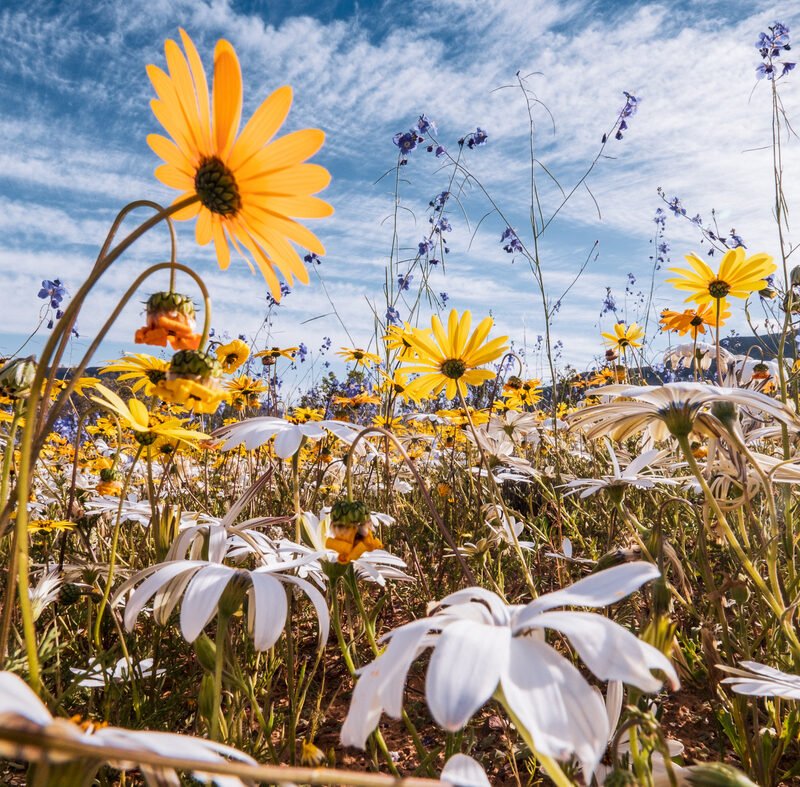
[147,29,333,299]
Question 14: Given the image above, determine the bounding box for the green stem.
[92,445,143,647]
[210,611,231,742]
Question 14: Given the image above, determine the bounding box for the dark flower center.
[708,279,730,299]
[690,315,704,326]
[441,358,467,379]
[195,157,242,216]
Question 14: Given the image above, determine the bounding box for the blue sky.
[0,0,798,394]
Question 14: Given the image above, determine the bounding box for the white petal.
[114,562,200,631]
[280,574,330,647]
[501,636,608,778]
[180,564,234,642]
[425,620,507,731]
[529,611,679,692]
[0,672,53,725]
[441,753,491,787]
[520,562,660,618]
[341,618,432,748]
[274,427,303,458]
[437,586,510,624]
[247,574,288,650]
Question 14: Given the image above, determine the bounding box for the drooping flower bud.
[0,356,37,399]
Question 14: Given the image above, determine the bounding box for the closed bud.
[194,633,217,673]
[0,356,37,399]
[217,570,250,618]
[684,763,758,786]
[152,504,182,561]
[198,673,216,722]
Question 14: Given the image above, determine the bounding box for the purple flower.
[416,115,436,135]
[757,62,777,80]
[38,279,66,308]
[756,23,793,80]
[431,216,452,234]
[418,239,434,256]
[667,197,686,217]
[601,287,617,316]
[397,273,413,291]
[728,230,746,248]
[429,258,440,266]
[614,92,639,140]
[654,208,666,228]
[434,145,447,158]
[266,282,291,307]
[501,227,523,254]
[430,191,449,210]
[460,128,488,148]
[304,253,321,265]
[297,343,308,363]
[439,292,449,305]
[386,306,401,325]
[393,130,420,156]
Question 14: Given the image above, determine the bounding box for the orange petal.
[228,85,293,172]
[213,40,242,158]
[179,29,212,153]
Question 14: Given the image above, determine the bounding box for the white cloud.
[0,0,798,385]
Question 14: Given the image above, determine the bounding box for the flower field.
[5,19,800,787]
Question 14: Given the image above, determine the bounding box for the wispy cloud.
[0,0,797,381]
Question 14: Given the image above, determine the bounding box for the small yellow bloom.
[601,322,645,351]
[216,339,250,373]
[300,739,327,766]
[336,347,381,366]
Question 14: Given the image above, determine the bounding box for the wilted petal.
[501,636,608,778]
[529,611,679,692]
[425,620,508,731]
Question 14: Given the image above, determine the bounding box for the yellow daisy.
[336,347,382,366]
[601,322,645,351]
[666,248,776,306]
[400,309,508,400]
[91,383,210,446]
[147,29,333,299]
[102,354,170,396]
[216,339,250,373]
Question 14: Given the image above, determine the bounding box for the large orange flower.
[147,29,333,299]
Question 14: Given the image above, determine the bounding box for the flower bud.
[194,633,217,673]
[217,570,250,618]
[0,356,36,399]
[198,673,216,722]
[684,763,758,786]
